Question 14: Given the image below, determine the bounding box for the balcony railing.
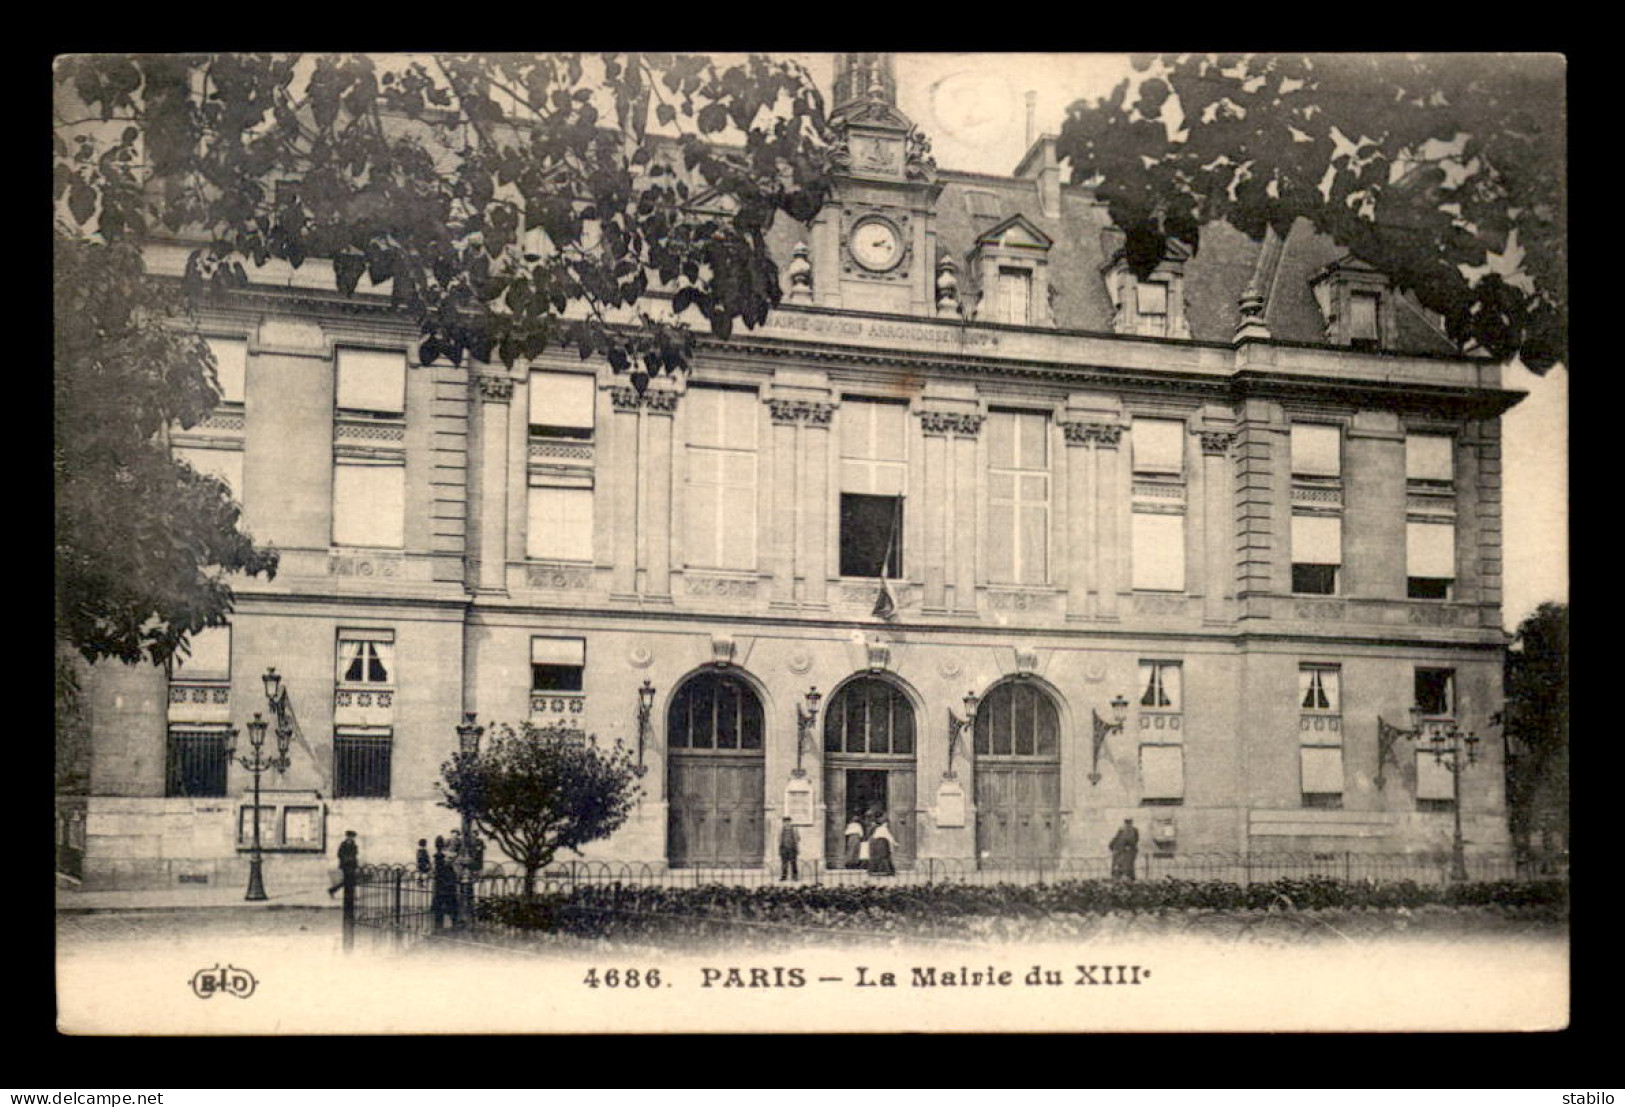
[530,691,587,728]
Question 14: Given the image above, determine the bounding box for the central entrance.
[666,672,766,868]
[822,677,917,869]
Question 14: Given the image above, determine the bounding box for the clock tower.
[808,53,944,315]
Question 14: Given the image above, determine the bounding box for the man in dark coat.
[431,846,458,929]
[1109,818,1139,881]
[329,830,359,897]
[778,816,800,881]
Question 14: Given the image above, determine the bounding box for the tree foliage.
[1058,53,1566,370]
[53,52,832,671]
[439,723,645,895]
[1498,602,1568,850]
[54,234,279,667]
[54,52,835,377]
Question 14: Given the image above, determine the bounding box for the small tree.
[439,722,645,896]
[1499,602,1568,855]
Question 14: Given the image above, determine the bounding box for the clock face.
[851,218,903,272]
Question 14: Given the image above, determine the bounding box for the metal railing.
[343,850,1568,950]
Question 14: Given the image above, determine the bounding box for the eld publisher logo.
[188,964,257,999]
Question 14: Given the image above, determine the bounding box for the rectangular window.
[1140,744,1184,801]
[1416,749,1455,801]
[1300,747,1345,803]
[335,349,406,415]
[1406,434,1455,484]
[1131,512,1185,591]
[840,494,903,578]
[1407,520,1456,599]
[684,386,758,570]
[1349,291,1380,349]
[175,446,243,501]
[1291,514,1342,594]
[1298,665,1341,712]
[1290,424,1342,478]
[166,728,229,797]
[1415,668,1455,717]
[999,267,1032,325]
[1136,280,1169,335]
[206,337,248,405]
[176,624,231,677]
[526,484,594,561]
[333,460,405,547]
[986,410,1050,584]
[531,636,585,692]
[529,370,596,438]
[1139,661,1182,711]
[333,731,392,798]
[337,630,393,686]
[840,399,907,578]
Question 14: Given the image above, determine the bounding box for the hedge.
[471,877,1567,939]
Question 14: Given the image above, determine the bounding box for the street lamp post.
[228,708,291,902]
[945,690,980,778]
[1408,708,1482,882]
[1088,694,1130,785]
[454,712,485,921]
[793,687,821,775]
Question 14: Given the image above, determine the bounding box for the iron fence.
[344,849,1567,950]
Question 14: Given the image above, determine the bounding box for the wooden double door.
[667,753,764,867]
[824,762,917,870]
[974,762,1061,865]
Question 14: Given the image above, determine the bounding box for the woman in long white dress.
[844,814,865,869]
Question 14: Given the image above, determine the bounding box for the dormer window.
[1136,280,1170,336]
[998,267,1032,326]
[1311,256,1393,350]
[1101,236,1191,339]
[969,214,1053,328]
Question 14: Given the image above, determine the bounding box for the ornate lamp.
[636,679,656,768]
[236,703,291,902]
[946,690,979,779]
[794,686,821,774]
[1089,694,1131,786]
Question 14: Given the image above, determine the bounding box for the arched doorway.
[822,677,917,869]
[973,679,1061,867]
[666,672,766,867]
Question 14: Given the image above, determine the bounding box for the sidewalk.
[56,879,338,913]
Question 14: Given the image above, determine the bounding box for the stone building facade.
[65,54,1521,889]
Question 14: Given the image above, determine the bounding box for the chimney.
[1025,91,1036,148]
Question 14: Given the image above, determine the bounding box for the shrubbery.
[470,877,1567,943]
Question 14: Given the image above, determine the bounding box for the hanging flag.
[872,499,900,621]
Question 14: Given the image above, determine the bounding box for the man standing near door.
[1109,818,1140,881]
[778,816,800,881]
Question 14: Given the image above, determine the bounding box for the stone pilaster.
[768,401,799,606]
[1061,420,1096,620]
[1091,423,1123,618]
[642,387,678,599]
[470,372,514,595]
[608,385,641,597]
[917,409,983,613]
[1198,428,1235,622]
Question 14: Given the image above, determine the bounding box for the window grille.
[166,729,229,797]
[334,733,392,798]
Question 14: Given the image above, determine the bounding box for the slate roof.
[767,160,1463,357]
